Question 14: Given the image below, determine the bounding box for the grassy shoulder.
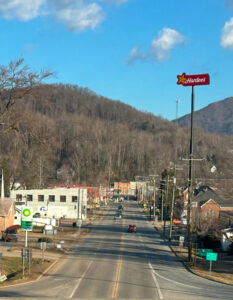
[171,245,233,285]
[0,257,53,287]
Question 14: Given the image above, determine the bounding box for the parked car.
[173,219,181,225]
[38,237,53,243]
[33,212,41,218]
[128,225,137,233]
[2,230,18,242]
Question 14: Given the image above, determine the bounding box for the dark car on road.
[118,204,123,210]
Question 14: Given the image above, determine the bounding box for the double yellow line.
[112,255,122,298]
[112,233,124,298]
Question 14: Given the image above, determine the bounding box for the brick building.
[194,185,233,219]
[0,198,15,232]
[114,182,130,194]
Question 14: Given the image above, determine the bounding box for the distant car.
[38,237,53,243]
[33,212,41,218]
[118,204,124,210]
[128,225,137,233]
[173,219,181,225]
[114,213,122,219]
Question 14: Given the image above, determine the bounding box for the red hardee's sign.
[177,73,210,86]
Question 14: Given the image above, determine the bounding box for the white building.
[10,188,87,223]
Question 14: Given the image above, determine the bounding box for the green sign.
[21,206,33,230]
[198,249,213,257]
[21,220,33,230]
[206,252,217,261]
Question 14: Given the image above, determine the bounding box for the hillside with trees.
[176,97,233,135]
[0,61,233,190]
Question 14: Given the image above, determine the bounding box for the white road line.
[149,262,164,300]
[152,268,202,290]
[69,260,93,298]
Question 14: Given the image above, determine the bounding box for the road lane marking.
[152,269,202,290]
[112,255,123,299]
[112,232,124,299]
[69,260,93,298]
[149,262,163,300]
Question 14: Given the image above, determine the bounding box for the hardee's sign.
[177,73,210,86]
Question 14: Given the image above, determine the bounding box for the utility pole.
[39,157,42,188]
[1,170,4,198]
[169,177,176,242]
[149,175,159,221]
[187,86,194,262]
[177,72,210,262]
[163,175,169,237]
[161,192,164,222]
[153,179,156,221]
[175,99,180,162]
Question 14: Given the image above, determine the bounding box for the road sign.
[40,242,47,251]
[198,249,213,257]
[179,236,184,247]
[22,207,32,219]
[21,220,33,230]
[177,73,210,86]
[21,207,33,230]
[206,252,217,261]
[26,248,32,263]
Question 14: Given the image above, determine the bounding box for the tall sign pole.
[177,72,210,262]
[21,207,33,248]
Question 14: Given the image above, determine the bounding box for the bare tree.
[0,58,53,131]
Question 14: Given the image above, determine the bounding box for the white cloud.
[127,28,185,64]
[0,0,128,31]
[150,28,185,60]
[221,17,233,49]
[55,3,104,31]
[97,0,128,3]
[0,0,44,21]
[126,46,144,64]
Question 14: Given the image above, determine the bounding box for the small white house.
[10,187,87,224]
[221,227,233,252]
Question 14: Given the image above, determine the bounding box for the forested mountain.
[1,84,233,190]
[176,97,233,135]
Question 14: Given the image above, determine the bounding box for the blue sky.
[1,0,233,120]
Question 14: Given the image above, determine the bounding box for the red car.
[128,225,137,233]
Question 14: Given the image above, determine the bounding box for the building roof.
[0,198,14,217]
[194,186,233,208]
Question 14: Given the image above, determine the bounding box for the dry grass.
[191,267,233,285]
[0,257,53,287]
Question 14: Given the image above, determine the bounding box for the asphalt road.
[0,200,233,300]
